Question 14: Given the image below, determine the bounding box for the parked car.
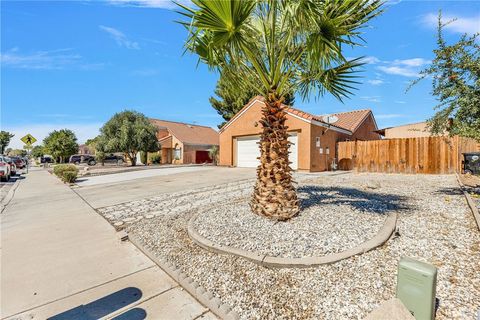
[4,157,17,176]
[69,154,96,166]
[41,156,54,164]
[10,156,26,169]
[0,156,12,181]
[103,154,124,165]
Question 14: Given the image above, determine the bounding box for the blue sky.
[1,0,479,148]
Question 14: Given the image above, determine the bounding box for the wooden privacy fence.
[337,136,480,174]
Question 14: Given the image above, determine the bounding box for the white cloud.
[2,123,102,149]
[360,96,382,103]
[392,58,430,67]
[422,13,480,35]
[367,79,384,86]
[377,66,419,77]
[395,100,406,104]
[376,114,406,119]
[107,0,191,9]
[0,48,102,70]
[377,58,431,78]
[99,25,140,50]
[361,56,381,64]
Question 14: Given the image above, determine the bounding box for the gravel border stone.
[188,210,397,268]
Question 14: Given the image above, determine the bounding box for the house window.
[326,147,330,155]
[316,137,321,148]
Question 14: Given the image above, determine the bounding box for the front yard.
[97,173,480,319]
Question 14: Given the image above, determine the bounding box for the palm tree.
[177,0,383,221]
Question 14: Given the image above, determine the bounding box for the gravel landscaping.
[97,173,480,319]
[191,178,398,258]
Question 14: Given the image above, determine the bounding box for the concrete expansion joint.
[128,233,239,320]
[188,210,398,268]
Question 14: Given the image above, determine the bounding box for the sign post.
[20,134,37,174]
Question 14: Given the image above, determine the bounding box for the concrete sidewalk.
[1,170,213,319]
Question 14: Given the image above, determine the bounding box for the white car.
[0,156,11,182]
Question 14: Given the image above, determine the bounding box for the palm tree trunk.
[250,94,299,220]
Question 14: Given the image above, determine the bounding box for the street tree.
[43,129,79,163]
[9,149,28,157]
[31,145,45,158]
[409,12,480,141]
[97,111,159,166]
[178,0,383,220]
[0,131,14,154]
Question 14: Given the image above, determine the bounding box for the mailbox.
[396,257,437,320]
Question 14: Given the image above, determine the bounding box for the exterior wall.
[183,144,214,164]
[309,126,346,171]
[219,100,311,171]
[351,115,381,141]
[384,122,431,139]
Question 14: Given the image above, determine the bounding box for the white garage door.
[236,133,298,170]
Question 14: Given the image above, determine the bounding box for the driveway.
[75,166,256,208]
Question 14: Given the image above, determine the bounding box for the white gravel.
[98,173,480,320]
[192,177,393,258]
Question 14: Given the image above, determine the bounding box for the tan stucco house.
[219,96,380,172]
[150,119,219,164]
[376,122,433,139]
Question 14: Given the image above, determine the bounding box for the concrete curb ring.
[188,211,398,268]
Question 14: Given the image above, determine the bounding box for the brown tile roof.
[150,119,219,146]
[319,109,372,133]
[220,95,373,134]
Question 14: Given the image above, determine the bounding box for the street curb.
[455,173,480,231]
[128,234,239,320]
[188,211,397,268]
[77,164,213,178]
[1,177,22,214]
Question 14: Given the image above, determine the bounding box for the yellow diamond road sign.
[21,134,37,146]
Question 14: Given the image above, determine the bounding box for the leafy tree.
[43,129,79,163]
[409,12,480,141]
[85,136,100,154]
[31,145,45,158]
[178,0,382,220]
[210,69,295,128]
[9,149,27,157]
[0,131,14,154]
[97,111,159,166]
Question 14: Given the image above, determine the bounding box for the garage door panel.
[237,137,260,168]
[236,134,298,170]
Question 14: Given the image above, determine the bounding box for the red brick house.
[150,119,219,164]
[219,96,380,172]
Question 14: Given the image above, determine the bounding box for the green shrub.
[53,164,78,183]
[61,171,78,183]
[149,153,161,164]
[53,164,78,177]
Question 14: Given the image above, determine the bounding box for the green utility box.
[396,257,437,320]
